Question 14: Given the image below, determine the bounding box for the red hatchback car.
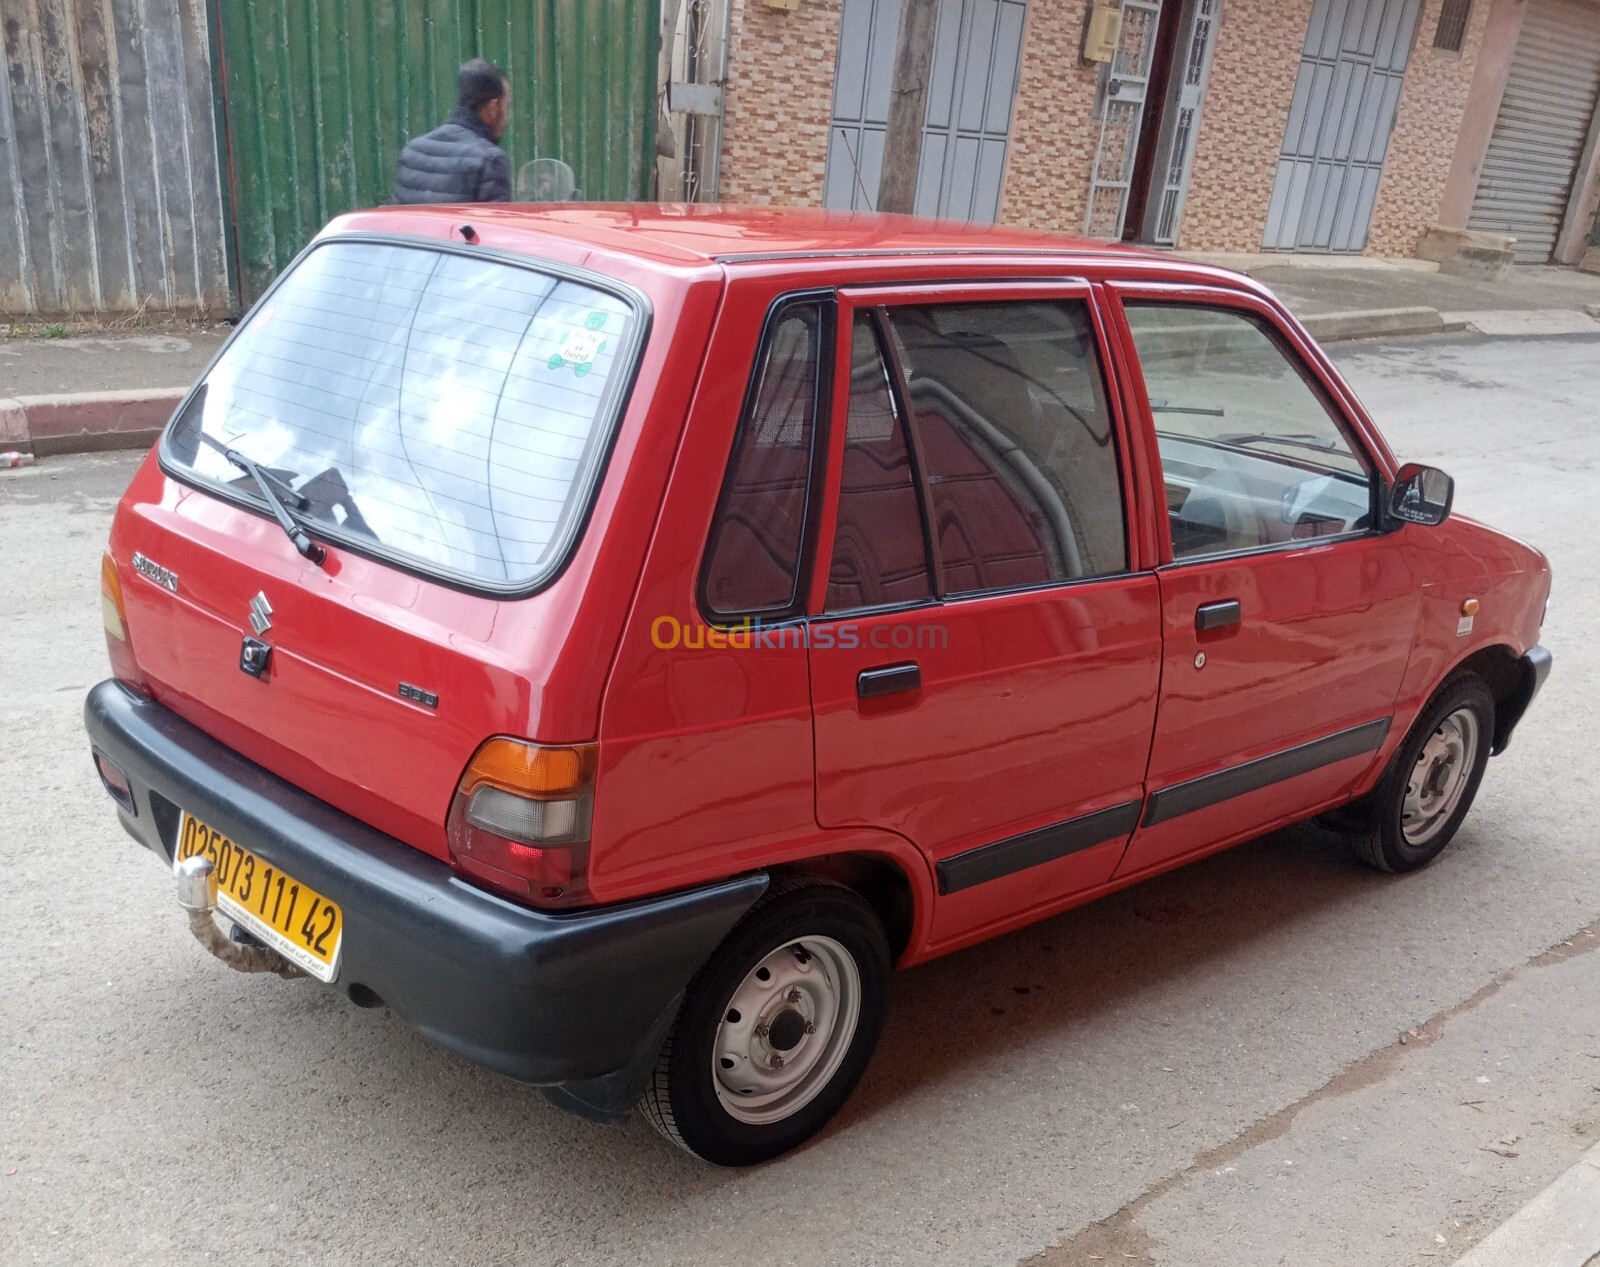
[87,207,1550,1165]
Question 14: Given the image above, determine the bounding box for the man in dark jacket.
[394,59,512,204]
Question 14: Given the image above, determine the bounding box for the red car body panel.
[100,205,1551,976]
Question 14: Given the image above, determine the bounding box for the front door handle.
[1195,599,1241,631]
[857,662,921,700]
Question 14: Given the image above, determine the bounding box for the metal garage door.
[824,0,1027,220]
[1467,0,1600,264]
[1262,0,1425,252]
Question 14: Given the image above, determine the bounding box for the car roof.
[333,203,1236,275]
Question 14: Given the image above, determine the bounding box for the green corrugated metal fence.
[213,0,659,304]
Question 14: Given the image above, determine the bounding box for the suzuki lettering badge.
[248,592,273,637]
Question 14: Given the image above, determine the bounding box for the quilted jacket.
[394,107,511,204]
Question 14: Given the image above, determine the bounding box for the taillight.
[100,552,146,689]
[101,552,126,640]
[447,738,598,908]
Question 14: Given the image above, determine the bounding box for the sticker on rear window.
[548,312,609,376]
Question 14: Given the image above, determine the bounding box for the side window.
[701,301,824,618]
[1123,304,1375,561]
[884,300,1127,595]
[825,315,934,612]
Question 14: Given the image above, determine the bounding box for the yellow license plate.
[174,812,344,982]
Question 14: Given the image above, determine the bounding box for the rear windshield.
[163,239,643,590]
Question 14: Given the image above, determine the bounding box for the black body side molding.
[1142,717,1392,828]
[937,799,1143,895]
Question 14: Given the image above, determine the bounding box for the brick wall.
[718,0,843,206]
[1177,0,1310,251]
[717,0,1488,259]
[1365,0,1493,255]
[996,3,1106,234]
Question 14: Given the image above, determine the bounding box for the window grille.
[1434,0,1471,51]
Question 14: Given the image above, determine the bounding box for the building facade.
[712,0,1600,265]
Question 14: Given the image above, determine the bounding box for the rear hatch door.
[117,236,647,857]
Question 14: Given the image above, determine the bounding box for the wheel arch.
[1446,642,1541,754]
[771,851,922,964]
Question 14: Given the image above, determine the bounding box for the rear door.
[1105,286,1422,880]
[805,282,1162,952]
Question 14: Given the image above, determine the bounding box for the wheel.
[641,878,891,1165]
[1342,673,1495,873]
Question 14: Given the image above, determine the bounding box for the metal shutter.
[1468,0,1600,263]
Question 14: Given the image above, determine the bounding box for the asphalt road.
[3,332,1598,1267]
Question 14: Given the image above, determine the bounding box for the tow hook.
[175,856,305,979]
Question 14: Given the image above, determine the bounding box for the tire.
[640,877,891,1165]
[1342,672,1496,874]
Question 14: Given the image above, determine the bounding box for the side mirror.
[1388,463,1454,527]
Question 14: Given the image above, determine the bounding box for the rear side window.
[701,301,826,618]
[885,300,1127,593]
[825,315,934,612]
[163,239,643,591]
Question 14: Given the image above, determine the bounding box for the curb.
[0,388,183,457]
[1451,1140,1600,1267]
[1443,308,1600,337]
[1297,306,1467,342]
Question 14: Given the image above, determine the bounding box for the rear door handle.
[857,662,921,699]
[1195,600,1241,631]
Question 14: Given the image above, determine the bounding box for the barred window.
[1434,0,1472,51]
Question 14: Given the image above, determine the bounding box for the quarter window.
[825,315,934,612]
[885,300,1127,594]
[1123,304,1374,561]
[701,301,826,618]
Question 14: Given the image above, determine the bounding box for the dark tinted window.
[702,302,823,617]
[825,316,933,612]
[164,240,640,589]
[885,301,1127,595]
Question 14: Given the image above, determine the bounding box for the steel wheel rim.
[711,935,861,1126]
[1402,707,1480,845]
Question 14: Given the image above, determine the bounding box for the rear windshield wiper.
[197,432,327,566]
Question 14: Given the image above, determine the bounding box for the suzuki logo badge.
[248,591,273,636]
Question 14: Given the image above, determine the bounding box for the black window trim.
[155,231,654,600]
[696,289,837,628]
[1121,296,1386,570]
[871,306,947,601]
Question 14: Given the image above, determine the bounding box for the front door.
[1108,290,1421,880]
[1084,0,1167,239]
[806,283,1162,953]
[823,0,1028,222]
[1261,0,1426,253]
[1131,0,1224,246]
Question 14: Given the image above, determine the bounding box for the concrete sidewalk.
[1183,253,1600,313]
[1183,253,1600,341]
[2,253,1598,456]
[1450,1139,1600,1267]
[0,327,226,397]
